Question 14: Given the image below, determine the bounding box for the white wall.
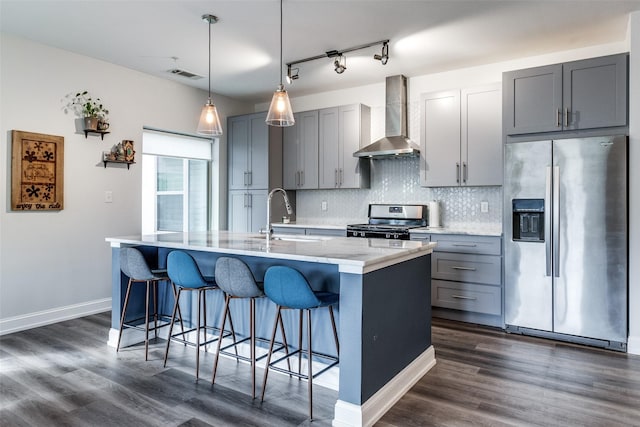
[0,34,253,334]
[627,12,640,355]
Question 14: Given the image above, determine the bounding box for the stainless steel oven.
[347,204,428,240]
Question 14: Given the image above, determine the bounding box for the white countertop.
[106,231,435,274]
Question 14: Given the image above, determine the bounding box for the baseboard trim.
[332,345,436,427]
[628,335,640,355]
[0,298,112,336]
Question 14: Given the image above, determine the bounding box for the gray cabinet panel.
[421,85,501,187]
[421,90,460,187]
[228,112,269,190]
[503,64,562,135]
[319,107,339,188]
[563,54,628,130]
[504,54,628,136]
[432,280,501,315]
[319,104,370,189]
[432,252,501,286]
[283,110,319,190]
[431,234,502,255]
[462,85,502,186]
[228,117,250,190]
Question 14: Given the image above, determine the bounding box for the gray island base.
[106,231,436,426]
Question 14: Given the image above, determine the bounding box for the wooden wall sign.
[11,130,64,211]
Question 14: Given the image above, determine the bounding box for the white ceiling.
[2,0,639,104]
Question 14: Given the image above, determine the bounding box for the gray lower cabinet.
[228,190,267,233]
[319,104,371,189]
[411,232,503,327]
[420,84,502,187]
[283,110,319,190]
[503,53,628,135]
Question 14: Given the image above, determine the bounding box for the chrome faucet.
[266,188,293,240]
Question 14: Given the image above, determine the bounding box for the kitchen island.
[106,231,436,426]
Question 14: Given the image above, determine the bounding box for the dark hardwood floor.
[1,312,639,426]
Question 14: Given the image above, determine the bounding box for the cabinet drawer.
[432,252,501,285]
[432,280,501,315]
[432,234,501,255]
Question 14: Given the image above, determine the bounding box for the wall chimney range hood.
[353,75,420,159]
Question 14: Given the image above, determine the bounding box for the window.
[142,130,213,234]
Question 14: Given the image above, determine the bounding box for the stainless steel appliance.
[504,135,628,351]
[347,204,428,240]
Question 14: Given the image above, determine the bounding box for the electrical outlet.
[480,201,489,213]
[321,201,328,211]
[105,191,113,203]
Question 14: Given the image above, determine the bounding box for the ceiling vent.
[167,68,203,79]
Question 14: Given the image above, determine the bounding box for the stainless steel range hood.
[353,75,420,159]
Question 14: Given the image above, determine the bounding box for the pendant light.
[197,14,223,136]
[265,0,295,127]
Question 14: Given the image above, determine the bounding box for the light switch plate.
[480,201,489,213]
[321,201,328,211]
[105,191,113,203]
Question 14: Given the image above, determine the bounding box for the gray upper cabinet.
[421,84,502,187]
[228,112,269,190]
[283,110,319,190]
[319,104,371,189]
[503,53,628,135]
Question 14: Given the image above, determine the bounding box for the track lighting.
[285,39,389,80]
[374,41,389,65]
[334,55,346,74]
[286,65,299,84]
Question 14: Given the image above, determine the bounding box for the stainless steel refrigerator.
[504,135,627,351]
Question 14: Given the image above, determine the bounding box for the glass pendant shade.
[266,84,295,126]
[197,100,223,136]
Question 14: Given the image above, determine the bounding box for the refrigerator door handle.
[545,166,553,276]
[553,166,560,278]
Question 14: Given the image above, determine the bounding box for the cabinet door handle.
[247,171,252,186]
[296,171,300,187]
[451,295,477,301]
[556,108,561,127]
[247,193,252,208]
[244,172,248,186]
[456,163,460,183]
[301,170,304,187]
[564,108,570,127]
[463,162,468,184]
[452,243,477,247]
[335,168,338,187]
[451,266,477,271]
[339,169,343,186]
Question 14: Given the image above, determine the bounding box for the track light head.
[334,55,346,74]
[286,65,299,84]
[374,41,389,65]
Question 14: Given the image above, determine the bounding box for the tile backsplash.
[295,156,502,227]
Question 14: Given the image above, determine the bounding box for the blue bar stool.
[260,265,339,420]
[212,257,290,399]
[164,250,233,381]
[117,247,181,360]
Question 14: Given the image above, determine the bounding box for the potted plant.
[64,90,109,131]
